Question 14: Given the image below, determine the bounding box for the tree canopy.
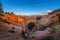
[48,8,60,15]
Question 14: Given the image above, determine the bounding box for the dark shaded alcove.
[8,27,15,33]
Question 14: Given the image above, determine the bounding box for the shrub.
[21,28,25,39]
[50,20,56,28]
[3,19,8,23]
[3,19,11,24]
[58,15,60,24]
[0,13,4,16]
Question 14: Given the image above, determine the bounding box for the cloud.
[47,10,52,12]
[15,12,48,16]
[14,10,52,15]
[15,12,33,16]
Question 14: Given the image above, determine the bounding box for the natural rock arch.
[28,22,35,31]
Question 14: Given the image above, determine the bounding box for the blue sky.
[0,0,60,15]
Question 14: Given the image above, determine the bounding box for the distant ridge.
[48,9,60,15]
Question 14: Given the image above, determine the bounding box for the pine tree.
[21,28,25,38]
[0,2,4,14]
[58,15,60,24]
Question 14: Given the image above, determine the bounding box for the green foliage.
[5,12,10,14]
[39,24,43,30]
[0,2,4,14]
[21,28,25,38]
[49,28,57,33]
[0,13,4,16]
[50,21,56,28]
[58,15,60,24]
[11,12,15,15]
[3,19,11,24]
[53,9,60,12]
[49,21,58,40]
[49,20,57,33]
[3,19,8,23]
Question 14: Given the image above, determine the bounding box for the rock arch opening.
[28,22,35,31]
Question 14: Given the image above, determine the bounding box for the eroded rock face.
[0,11,60,33]
[0,14,36,33]
[39,11,60,26]
[40,15,51,26]
[1,14,36,27]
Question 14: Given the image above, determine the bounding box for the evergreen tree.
[21,28,25,39]
[49,21,58,40]
[58,15,60,24]
[0,2,4,14]
[50,21,56,28]
[11,12,14,14]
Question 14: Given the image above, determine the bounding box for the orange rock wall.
[1,14,36,28]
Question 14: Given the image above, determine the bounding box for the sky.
[0,0,60,15]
